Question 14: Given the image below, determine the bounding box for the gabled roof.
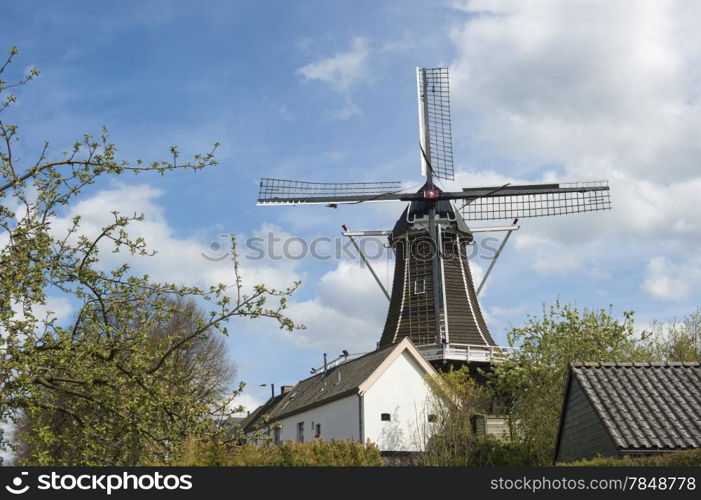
[561,361,700,452]
[266,337,436,421]
[239,393,285,433]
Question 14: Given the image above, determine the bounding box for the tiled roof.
[239,393,285,433]
[571,362,701,451]
[267,342,401,421]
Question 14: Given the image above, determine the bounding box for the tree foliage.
[488,301,639,465]
[633,309,700,362]
[0,47,299,465]
[13,298,239,465]
[421,365,542,466]
[423,303,699,466]
[420,365,490,465]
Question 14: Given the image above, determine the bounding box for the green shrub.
[466,435,541,466]
[425,434,540,466]
[177,439,383,466]
[565,449,701,467]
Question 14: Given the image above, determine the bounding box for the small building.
[243,338,439,452]
[471,413,510,438]
[555,361,701,463]
[239,391,287,446]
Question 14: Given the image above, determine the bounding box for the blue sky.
[3,0,700,410]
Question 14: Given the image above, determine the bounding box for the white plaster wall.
[276,394,360,443]
[362,351,435,452]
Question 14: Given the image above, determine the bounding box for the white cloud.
[296,37,371,119]
[514,234,582,276]
[50,184,304,294]
[0,231,9,253]
[32,296,74,324]
[0,422,14,464]
[3,297,74,342]
[282,260,389,352]
[231,392,264,416]
[296,37,370,91]
[642,256,701,301]
[328,98,361,120]
[468,259,486,294]
[324,150,347,163]
[449,0,701,193]
[446,1,701,291]
[450,0,701,182]
[268,100,295,121]
[490,304,527,317]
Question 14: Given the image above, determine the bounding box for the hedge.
[425,434,542,466]
[177,439,383,466]
[564,449,701,467]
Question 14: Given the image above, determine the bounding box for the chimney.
[323,353,328,373]
[280,385,294,395]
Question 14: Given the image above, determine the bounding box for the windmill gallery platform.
[245,67,612,452]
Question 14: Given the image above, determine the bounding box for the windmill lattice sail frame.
[459,180,611,220]
[258,178,403,205]
[418,67,454,181]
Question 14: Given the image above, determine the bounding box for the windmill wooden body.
[258,67,611,368]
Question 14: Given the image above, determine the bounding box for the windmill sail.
[257,178,403,205]
[417,67,454,181]
[459,180,611,221]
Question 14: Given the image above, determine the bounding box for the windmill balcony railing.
[418,343,515,363]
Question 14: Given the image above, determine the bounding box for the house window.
[296,422,304,443]
[414,279,425,294]
[315,423,321,438]
[274,426,282,445]
[381,413,391,422]
[428,414,437,423]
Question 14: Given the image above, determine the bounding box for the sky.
[2,0,700,412]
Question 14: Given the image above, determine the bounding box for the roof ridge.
[571,361,700,369]
[295,341,403,385]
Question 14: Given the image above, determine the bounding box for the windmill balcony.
[418,343,514,364]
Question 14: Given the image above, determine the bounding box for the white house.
[241,338,439,452]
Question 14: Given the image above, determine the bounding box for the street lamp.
[259,383,275,399]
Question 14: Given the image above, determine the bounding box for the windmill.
[257,67,611,367]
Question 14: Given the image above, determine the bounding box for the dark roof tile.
[572,362,701,451]
[268,341,405,421]
[239,393,285,433]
